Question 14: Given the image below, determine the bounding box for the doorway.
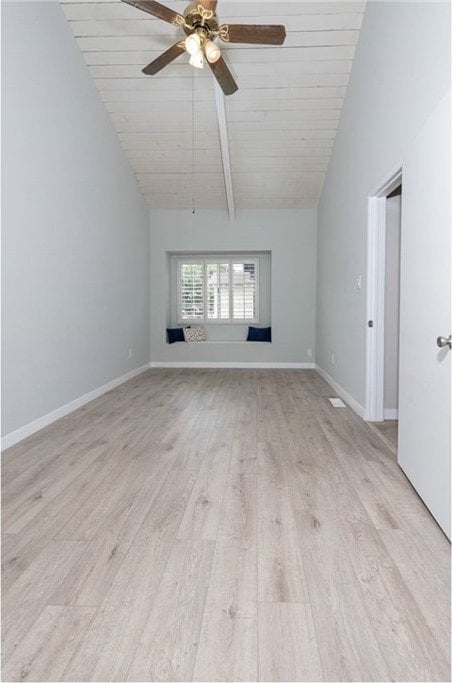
[365,168,402,439]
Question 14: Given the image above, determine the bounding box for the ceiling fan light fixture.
[185,32,201,55]
[121,0,287,95]
[189,49,204,68]
[204,39,221,64]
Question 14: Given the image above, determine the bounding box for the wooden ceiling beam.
[214,81,235,221]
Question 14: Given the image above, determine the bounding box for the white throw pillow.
[184,327,207,342]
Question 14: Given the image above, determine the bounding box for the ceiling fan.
[122,0,286,95]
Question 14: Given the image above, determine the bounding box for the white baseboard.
[315,365,366,419]
[150,361,316,369]
[384,409,399,420]
[1,363,151,451]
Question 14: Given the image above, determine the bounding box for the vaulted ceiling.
[61,0,366,213]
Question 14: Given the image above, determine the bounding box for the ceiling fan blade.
[221,24,286,45]
[142,42,185,75]
[121,0,184,26]
[207,55,238,96]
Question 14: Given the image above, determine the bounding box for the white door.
[398,89,451,539]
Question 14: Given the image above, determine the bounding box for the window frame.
[176,256,259,325]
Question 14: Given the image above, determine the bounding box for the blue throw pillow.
[247,326,271,342]
[167,328,185,344]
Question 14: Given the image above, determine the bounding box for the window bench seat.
[167,340,272,345]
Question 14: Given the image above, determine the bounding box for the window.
[177,258,259,324]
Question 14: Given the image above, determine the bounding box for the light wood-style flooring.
[2,369,450,682]
[372,420,398,453]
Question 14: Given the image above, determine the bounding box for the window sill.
[167,341,272,345]
[177,322,260,326]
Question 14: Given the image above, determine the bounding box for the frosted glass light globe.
[205,40,221,64]
[189,50,204,69]
[185,33,201,56]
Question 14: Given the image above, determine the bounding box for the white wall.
[150,209,317,365]
[316,0,451,408]
[2,2,150,440]
[384,195,401,414]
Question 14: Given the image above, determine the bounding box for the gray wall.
[2,2,150,437]
[150,209,317,364]
[316,0,451,407]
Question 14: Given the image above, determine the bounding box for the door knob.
[436,335,452,349]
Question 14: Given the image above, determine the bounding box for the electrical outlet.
[307,348,313,358]
[128,348,133,359]
[331,353,335,365]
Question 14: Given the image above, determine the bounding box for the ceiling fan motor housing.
[183,2,219,40]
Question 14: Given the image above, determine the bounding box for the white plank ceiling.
[60,0,366,211]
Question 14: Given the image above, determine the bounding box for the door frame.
[365,166,402,422]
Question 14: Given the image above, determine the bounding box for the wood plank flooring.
[372,420,398,453]
[2,369,450,682]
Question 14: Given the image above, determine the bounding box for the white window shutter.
[232,261,257,321]
[179,262,204,321]
[206,263,230,320]
[177,257,258,324]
